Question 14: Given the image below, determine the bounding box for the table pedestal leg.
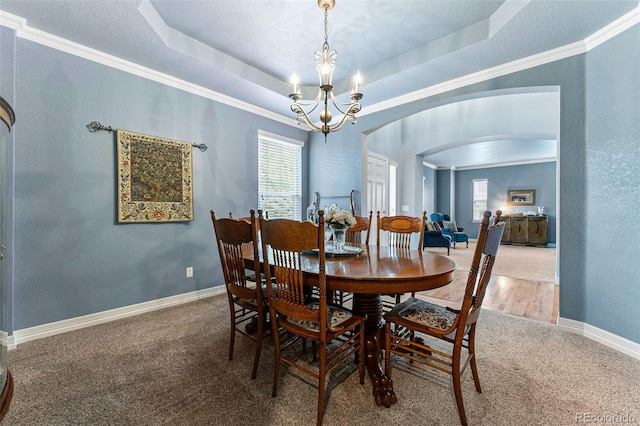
[352,293,397,407]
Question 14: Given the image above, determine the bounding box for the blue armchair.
[423,222,451,255]
[430,212,469,249]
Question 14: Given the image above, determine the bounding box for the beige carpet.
[4,295,639,426]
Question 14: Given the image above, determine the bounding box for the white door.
[367,153,388,244]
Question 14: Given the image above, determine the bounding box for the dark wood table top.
[300,245,456,295]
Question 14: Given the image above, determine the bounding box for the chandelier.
[289,0,363,141]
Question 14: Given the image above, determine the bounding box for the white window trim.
[472,178,488,223]
[258,130,304,220]
[257,130,304,148]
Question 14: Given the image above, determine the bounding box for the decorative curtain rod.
[87,121,208,152]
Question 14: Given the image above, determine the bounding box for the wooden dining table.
[290,244,456,407]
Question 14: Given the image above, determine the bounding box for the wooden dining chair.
[229,210,268,223]
[331,211,373,308]
[376,211,426,251]
[258,210,366,426]
[376,211,427,310]
[345,211,372,246]
[383,210,505,426]
[211,209,269,379]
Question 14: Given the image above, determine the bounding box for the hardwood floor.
[479,275,558,323]
[419,274,559,324]
[418,242,559,324]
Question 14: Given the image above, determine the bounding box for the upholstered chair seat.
[384,211,506,426]
[288,303,354,330]
[395,299,457,330]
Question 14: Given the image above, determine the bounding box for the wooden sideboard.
[501,215,548,247]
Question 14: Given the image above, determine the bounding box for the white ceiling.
[1,0,638,167]
[417,88,561,168]
[423,139,557,169]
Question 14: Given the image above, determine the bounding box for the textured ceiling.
[423,139,557,169]
[1,0,638,167]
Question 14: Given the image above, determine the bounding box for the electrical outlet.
[186,267,193,278]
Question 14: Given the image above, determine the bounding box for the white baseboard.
[11,286,226,348]
[557,317,640,361]
[9,288,638,363]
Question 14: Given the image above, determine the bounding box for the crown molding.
[0,10,22,30]
[429,157,555,171]
[2,6,639,123]
[361,39,583,117]
[0,11,296,128]
[584,6,640,51]
[362,6,640,117]
[451,157,557,171]
[422,161,438,170]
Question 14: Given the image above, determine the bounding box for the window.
[389,162,397,216]
[258,130,303,220]
[472,179,488,222]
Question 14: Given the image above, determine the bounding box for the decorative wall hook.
[87,121,113,133]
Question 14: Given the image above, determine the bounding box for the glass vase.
[329,223,348,252]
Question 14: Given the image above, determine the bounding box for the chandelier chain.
[324,8,329,45]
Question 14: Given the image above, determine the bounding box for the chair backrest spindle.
[460,210,505,326]
[376,211,426,251]
[259,210,327,327]
[345,211,372,246]
[211,209,270,380]
[211,209,261,294]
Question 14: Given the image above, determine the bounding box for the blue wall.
[1,18,638,347]
[2,34,308,331]
[583,26,640,341]
[308,129,362,214]
[311,25,638,344]
[422,165,436,215]
[435,169,452,217]
[366,120,401,165]
[451,162,557,242]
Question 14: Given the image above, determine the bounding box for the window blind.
[258,131,303,220]
[472,179,488,221]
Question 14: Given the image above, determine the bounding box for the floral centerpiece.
[324,207,356,252]
[324,207,357,227]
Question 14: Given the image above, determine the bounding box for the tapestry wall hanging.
[117,130,194,222]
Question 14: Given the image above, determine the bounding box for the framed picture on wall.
[116,130,194,222]
[506,189,535,206]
